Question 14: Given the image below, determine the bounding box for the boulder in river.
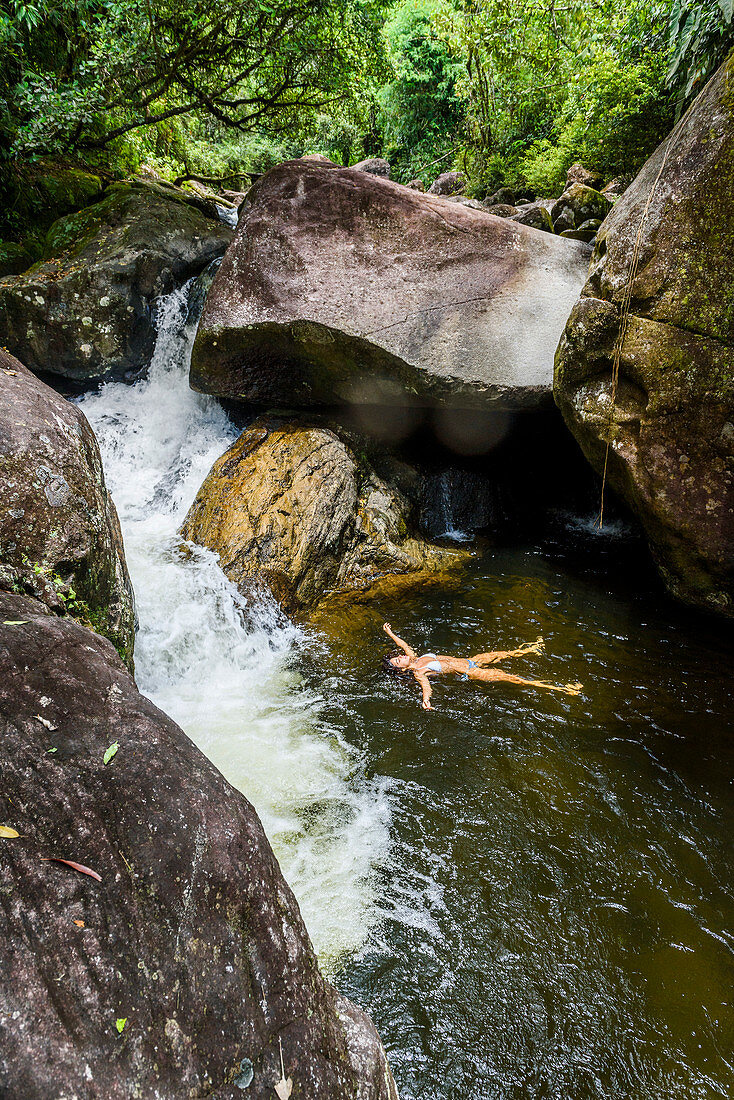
[0,347,135,665]
[0,591,398,1100]
[555,55,734,617]
[427,169,467,195]
[0,184,233,383]
[180,418,469,612]
[190,160,592,413]
[511,201,554,233]
[565,162,605,191]
[551,182,612,230]
[351,157,391,177]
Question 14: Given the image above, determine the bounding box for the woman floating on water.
[383,623,582,710]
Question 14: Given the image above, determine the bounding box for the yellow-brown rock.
[180,418,468,612]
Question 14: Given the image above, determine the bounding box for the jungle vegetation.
[1,0,733,222]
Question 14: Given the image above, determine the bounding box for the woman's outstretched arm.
[413,670,434,710]
[383,622,416,658]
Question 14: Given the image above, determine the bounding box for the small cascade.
[77,277,391,966]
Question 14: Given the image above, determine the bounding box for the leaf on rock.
[274,1078,293,1100]
[0,826,20,838]
[34,715,58,731]
[73,919,85,927]
[116,1018,127,1033]
[3,620,29,625]
[103,742,119,765]
[42,858,102,882]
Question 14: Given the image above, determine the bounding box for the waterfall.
[77,278,390,966]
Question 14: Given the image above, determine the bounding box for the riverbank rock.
[190,160,591,412]
[180,418,468,612]
[352,157,391,177]
[551,182,612,231]
[511,201,554,233]
[428,170,466,195]
[0,592,398,1100]
[0,348,135,665]
[565,163,604,191]
[555,55,734,617]
[0,184,233,383]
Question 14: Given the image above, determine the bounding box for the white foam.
[78,280,390,965]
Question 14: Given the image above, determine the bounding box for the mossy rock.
[0,159,103,240]
[0,241,37,277]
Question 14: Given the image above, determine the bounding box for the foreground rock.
[0,348,135,665]
[555,56,734,617]
[191,160,591,412]
[0,593,397,1100]
[0,184,232,383]
[180,418,468,612]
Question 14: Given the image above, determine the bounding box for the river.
[78,281,734,1100]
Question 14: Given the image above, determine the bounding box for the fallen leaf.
[116,1017,127,1033]
[3,620,29,625]
[34,715,58,731]
[103,742,119,765]
[274,1037,292,1099]
[73,919,85,927]
[2,369,18,376]
[41,858,102,882]
[0,826,20,838]
[46,747,58,753]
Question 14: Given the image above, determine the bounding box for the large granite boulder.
[0,347,135,665]
[0,592,398,1100]
[0,184,233,383]
[555,56,734,617]
[180,418,468,612]
[551,182,612,230]
[190,160,591,412]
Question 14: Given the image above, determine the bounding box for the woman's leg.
[470,637,544,665]
[468,667,582,696]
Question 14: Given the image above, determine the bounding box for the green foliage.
[1,0,388,161]
[434,1,673,193]
[378,0,465,183]
[667,0,734,100]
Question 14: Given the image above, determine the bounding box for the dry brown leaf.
[2,369,18,376]
[0,826,20,838]
[34,715,58,731]
[41,858,102,882]
[274,1037,293,1099]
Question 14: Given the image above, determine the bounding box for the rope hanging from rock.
[596,135,674,529]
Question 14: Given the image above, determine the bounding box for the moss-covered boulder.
[0,185,233,382]
[554,56,734,617]
[0,159,103,241]
[0,347,135,664]
[0,241,38,277]
[180,418,469,613]
[551,182,612,231]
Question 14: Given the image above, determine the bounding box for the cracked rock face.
[554,56,734,617]
[0,348,135,664]
[179,417,469,612]
[0,592,398,1100]
[190,160,591,412]
[0,185,232,383]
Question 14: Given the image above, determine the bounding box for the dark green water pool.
[305,519,733,1100]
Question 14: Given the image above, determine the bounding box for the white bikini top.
[422,653,443,673]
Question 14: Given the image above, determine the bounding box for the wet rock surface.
[0,184,232,383]
[190,160,591,412]
[555,56,734,617]
[180,417,469,612]
[0,592,398,1100]
[0,347,134,664]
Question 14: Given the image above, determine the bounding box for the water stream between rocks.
[79,283,734,1100]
